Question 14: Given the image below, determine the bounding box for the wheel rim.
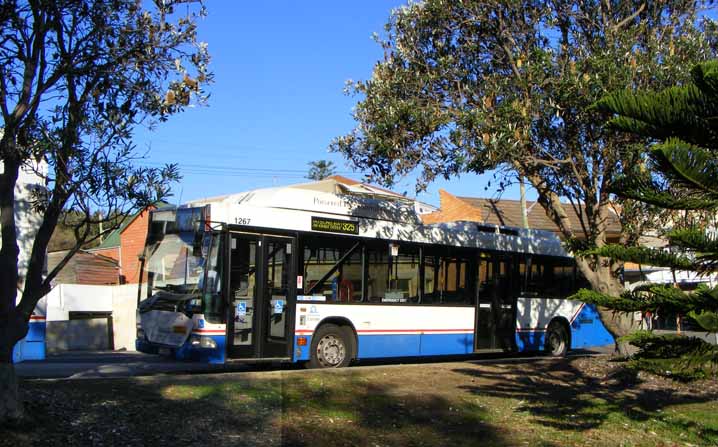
[316,334,346,367]
[547,328,565,355]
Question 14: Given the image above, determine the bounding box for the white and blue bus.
[136,180,613,366]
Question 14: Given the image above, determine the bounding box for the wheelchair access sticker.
[274,300,284,314]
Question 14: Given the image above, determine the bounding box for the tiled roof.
[47,250,119,285]
[457,197,622,237]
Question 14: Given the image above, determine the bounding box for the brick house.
[46,250,120,285]
[88,206,155,284]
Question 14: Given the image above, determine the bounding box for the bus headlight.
[189,334,217,349]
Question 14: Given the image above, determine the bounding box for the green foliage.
[591,58,718,375]
[595,59,718,335]
[306,160,337,181]
[689,310,718,333]
[572,288,646,312]
[620,330,702,355]
[597,61,718,214]
[667,228,718,272]
[48,210,126,252]
[620,332,718,381]
[575,283,718,318]
[581,244,695,270]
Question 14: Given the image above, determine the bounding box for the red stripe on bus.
[569,303,586,324]
[296,328,473,334]
[515,302,586,331]
[358,329,473,333]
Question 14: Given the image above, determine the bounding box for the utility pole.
[519,176,529,229]
[98,211,104,243]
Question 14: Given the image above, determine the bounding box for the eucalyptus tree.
[0,0,211,421]
[332,0,717,347]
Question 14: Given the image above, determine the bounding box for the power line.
[140,138,340,157]
[139,161,368,177]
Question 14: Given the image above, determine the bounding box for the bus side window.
[423,251,472,305]
[527,256,575,298]
[423,255,437,304]
[303,239,362,302]
[477,254,494,297]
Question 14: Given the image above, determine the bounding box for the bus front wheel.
[309,324,353,368]
[545,321,569,357]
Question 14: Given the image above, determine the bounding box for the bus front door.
[475,254,517,351]
[226,233,295,359]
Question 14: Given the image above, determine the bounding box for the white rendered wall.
[0,160,48,283]
[42,283,139,351]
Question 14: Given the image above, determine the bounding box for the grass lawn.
[3,356,718,446]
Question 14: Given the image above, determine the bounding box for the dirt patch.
[3,355,718,446]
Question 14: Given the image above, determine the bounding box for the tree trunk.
[0,153,20,315]
[578,257,637,356]
[522,171,638,355]
[0,309,28,424]
[596,308,637,356]
[0,361,22,424]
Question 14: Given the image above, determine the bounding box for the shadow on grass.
[6,371,510,447]
[454,358,718,442]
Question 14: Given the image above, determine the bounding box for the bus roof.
[177,181,569,257]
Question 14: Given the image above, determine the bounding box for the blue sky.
[135,1,531,206]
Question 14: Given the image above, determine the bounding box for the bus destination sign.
[311,216,359,235]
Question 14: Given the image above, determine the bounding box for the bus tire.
[309,324,353,368]
[545,320,569,357]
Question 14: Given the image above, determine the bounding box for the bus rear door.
[475,253,518,351]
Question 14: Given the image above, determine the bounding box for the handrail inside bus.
[306,242,361,296]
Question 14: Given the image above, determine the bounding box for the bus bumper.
[136,335,226,364]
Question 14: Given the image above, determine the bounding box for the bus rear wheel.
[309,324,353,368]
[545,321,569,357]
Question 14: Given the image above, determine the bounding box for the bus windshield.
[142,207,208,298]
[144,232,205,295]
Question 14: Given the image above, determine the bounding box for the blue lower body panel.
[419,333,473,355]
[570,304,614,349]
[13,321,46,363]
[358,334,421,358]
[176,335,226,364]
[516,331,545,352]
[515,304,614,353]
[356,333,474,359]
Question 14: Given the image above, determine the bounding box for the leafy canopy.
[0,0,211,324]
[333,0,717,344]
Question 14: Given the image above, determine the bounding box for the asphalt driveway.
[14,351,252,379]
[14,346,615,380]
